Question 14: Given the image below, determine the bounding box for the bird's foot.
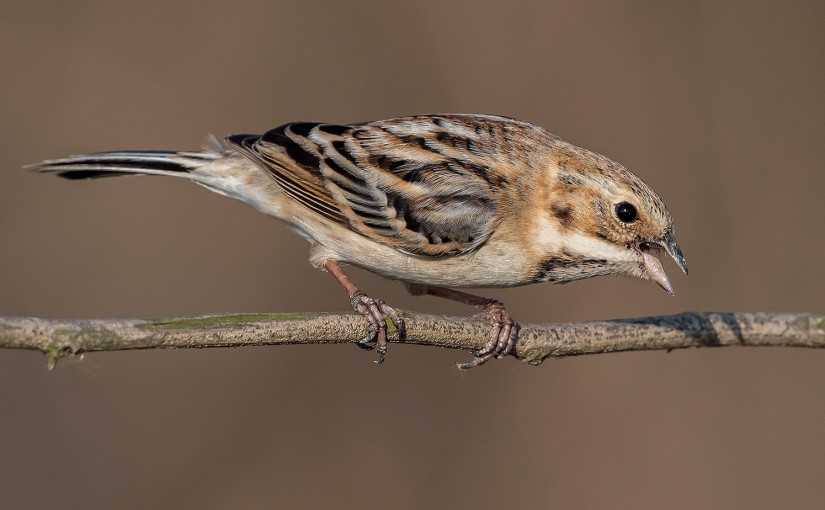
[349,290,405,364]
[458,298,520,370]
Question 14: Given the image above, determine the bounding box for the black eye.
[615,202,637,223]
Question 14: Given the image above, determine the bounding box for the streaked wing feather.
[227,130,347,224]
[227,115,524,257]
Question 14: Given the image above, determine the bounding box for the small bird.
[31,114,687,368]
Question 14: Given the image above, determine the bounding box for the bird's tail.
[29,136,224,181]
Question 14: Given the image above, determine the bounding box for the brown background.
[1,1,823,508]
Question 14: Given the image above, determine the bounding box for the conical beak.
[636,232,688,295]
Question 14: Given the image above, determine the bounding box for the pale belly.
[304,221,538,288]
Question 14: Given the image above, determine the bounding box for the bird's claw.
[457,299,519,370]
[349,291,405,364]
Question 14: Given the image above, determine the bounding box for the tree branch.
[1,311,822,369]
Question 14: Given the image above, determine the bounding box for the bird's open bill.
[637,234,688,295]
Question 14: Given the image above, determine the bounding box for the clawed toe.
[457,352,495,370]
[349,291,404,364]
[458,299,520,370]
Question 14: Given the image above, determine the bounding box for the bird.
[31,114,687,368]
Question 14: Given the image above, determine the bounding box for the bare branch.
[1,311,822,369]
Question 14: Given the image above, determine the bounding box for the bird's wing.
[227,115,525,257]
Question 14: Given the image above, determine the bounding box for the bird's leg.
[324,260,404,364]
[406,284,519,369]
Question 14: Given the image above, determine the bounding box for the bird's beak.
[635,232,688,295]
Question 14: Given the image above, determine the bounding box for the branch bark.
[1,311,822,369]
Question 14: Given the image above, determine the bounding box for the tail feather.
[29,138,224,180]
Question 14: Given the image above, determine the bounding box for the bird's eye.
[615,202,638,223]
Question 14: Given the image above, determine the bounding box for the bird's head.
[538,142,688,293]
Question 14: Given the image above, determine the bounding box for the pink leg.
[410,284,519,369]
[325,260,404,364]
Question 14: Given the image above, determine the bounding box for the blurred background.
[1,1,823,508]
